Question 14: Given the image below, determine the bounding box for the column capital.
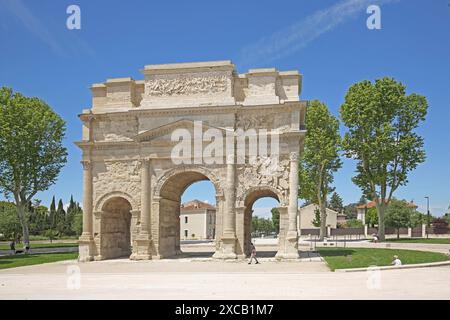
[81,160,92,170]
[289,151,299,161]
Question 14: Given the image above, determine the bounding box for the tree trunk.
[397,228,400,239]
[377,204,386,241]
[16,203,30,245]
[319,202,327,241]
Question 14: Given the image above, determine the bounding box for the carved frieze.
[145,73,228,97]
[236,156,290,205]
[93,160,141,209]
[236,112,275,130]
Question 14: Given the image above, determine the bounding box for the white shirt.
[393,258,402,266]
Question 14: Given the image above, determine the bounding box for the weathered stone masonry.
[76,60,306,261]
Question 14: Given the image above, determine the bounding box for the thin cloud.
[0,0,94,57]
[1,0,65,55]
[238,0,399,67]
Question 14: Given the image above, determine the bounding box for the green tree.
[72,211,83,236]
[271,208,280,232]
[340,78,428,241]
[0,201,21,240]
[28,201,49,235]
[358,195,367,205]
[55,199,66,236]
[251,216,260,235]
[366,207,378,228]
[65,195,83,236]
[311,208,321,227]
[329,192,344,213]
[0,87,67,245]
[343,203,358,220]
[410,210,426,228]
[44,229,58,243]
[345,219,364,228]
[385,199,415,239]
[299,100,342,240]
[49,196,56,230]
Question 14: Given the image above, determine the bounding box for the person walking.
[10,240,16,255]
[248,242,259,265]
[24,241,30,254]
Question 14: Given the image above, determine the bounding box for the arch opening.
[100,196,132,259]
[157,170,219,258]
[243,188,281,258]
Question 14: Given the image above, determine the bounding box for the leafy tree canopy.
[340,77,428,240]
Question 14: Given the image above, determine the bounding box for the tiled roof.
[357,200,418,209]
[181,199,215,210]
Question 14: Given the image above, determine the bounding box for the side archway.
[95,191,139,213]
[239,186,284,257]
[98,196,133,260]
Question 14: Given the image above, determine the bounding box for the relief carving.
[236,113,275,130]
[93,160,141,210]
[236,156,290,205]
[145,74,228,97]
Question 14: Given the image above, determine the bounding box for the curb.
[335,260,450,272]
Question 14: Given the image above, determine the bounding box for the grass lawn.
[0,252,78,270]
[0,243,78,250]
[385,238,450,244]
[318,247,450,271]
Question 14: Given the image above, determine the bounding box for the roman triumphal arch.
[76,60,306,261]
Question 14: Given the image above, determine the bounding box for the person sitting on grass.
[372,234,379,243]
[391,255,402,266]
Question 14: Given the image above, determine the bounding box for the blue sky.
[0,0,449,218]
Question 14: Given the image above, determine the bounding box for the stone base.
[213,236,237,259]
[276,231,299,260]
[78,235,95,262]
[130,235,153,260]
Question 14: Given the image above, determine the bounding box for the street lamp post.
[425,196,430,239]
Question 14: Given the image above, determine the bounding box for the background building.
[298,204,343,229]
[180,200,216,240]
[356,200,418,224]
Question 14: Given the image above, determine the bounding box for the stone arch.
[154,165,223,258]
[154,165,224,200]
[95,191,139,213]
[240,185,285,257]
[239,185,287,208]
[98,196,133,260]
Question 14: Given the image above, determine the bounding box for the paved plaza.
[1,244,450,300]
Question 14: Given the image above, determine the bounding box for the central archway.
[155,167,222,258]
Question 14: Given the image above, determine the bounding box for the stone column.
[276,152,299,259]
[224,154,236,237]
[131,158,153,260]
[79,160,95,262]
[213,154,237,259]
[140,158,151,236]
[288,152,299,233]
